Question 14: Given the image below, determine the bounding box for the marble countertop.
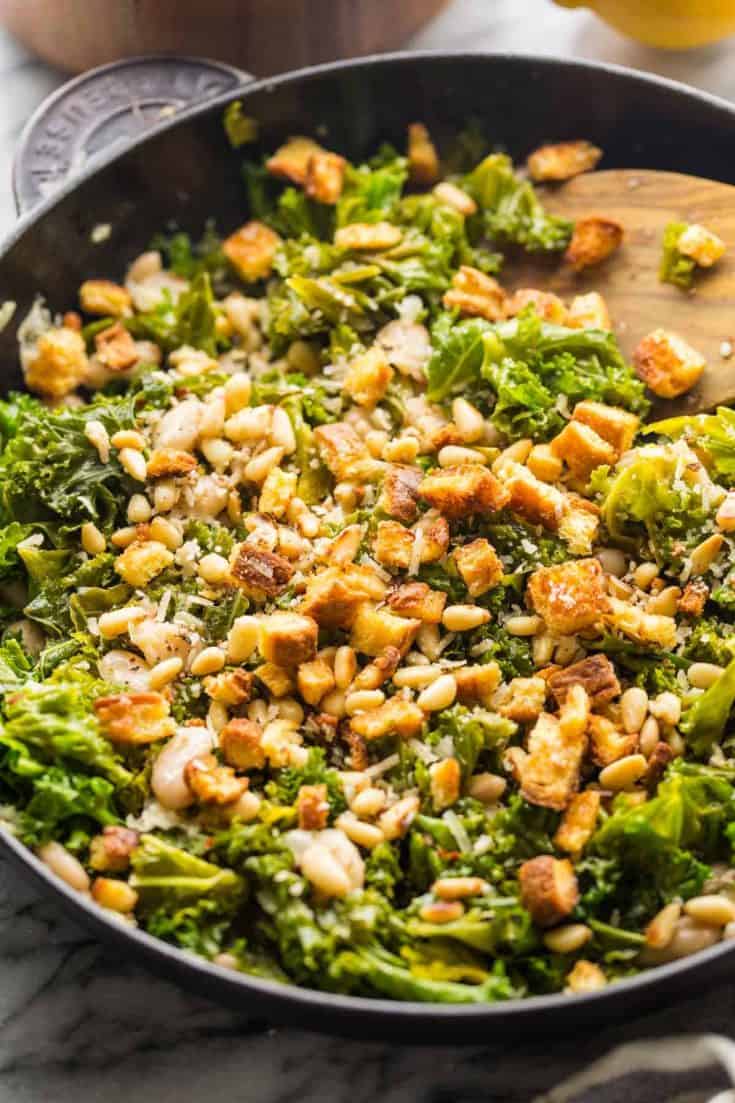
[2,3,735,1099]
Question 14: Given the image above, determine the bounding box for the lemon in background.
[553,0,735,48]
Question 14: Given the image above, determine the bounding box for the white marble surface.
[2,3,735,1099]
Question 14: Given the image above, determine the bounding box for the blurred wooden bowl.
[0,0,448,75]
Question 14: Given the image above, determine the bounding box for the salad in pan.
[0,113,733,1003]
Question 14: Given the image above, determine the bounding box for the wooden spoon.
[503,169,735,419]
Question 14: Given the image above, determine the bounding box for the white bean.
[38,842,90,893]
[151,726,214,809]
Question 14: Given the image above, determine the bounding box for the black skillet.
[2,51,735,1043]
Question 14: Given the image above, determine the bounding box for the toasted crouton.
[259,612,318,667]
[203,668,253,707]
[387,581,446,623]
[526,140,602,182]
[114,540,174,587]
[443,265,508,322]
[350,603,420,657]
[519,704,588,811]
[351,646,402,691]
[314,422,382,481]
[300,567,372,629]
[23,325,89,398]
[344,347,393,408]
[79,279,132,317]
[220,718,265,770]
[95,322,140,372]
[378,465,422,523]
[558,503,599,555]
[454,663,502,705]
[408,122,440,187]
[453,538,504,597]
[519,855,579,927]
[506,288,567,325]
[88,826,140,872]
[259,468,297,519]
[419,464,509,519]
[297,658,335,706]
[565,960,606,993]
[223,221,281,281]
[350,697,424,740]
[266,136,324,184]
[304,150,347,204]
[677,223,726,268]
[633,328,705,399]
[547,654,620,708]
[527,443,563,484]
[527,558,609,636]
[184,753,247,805]
[587,714,638,766]
[229,544,294,601]
[297,783,330,830]
[433,181,477,216]
[146,448,197,479]
[94,692,175,745]
[565,217,623,271]
[334,222,403,251]
[604,596,677,649]
[430,757,461,810]
[553,791,601,855]
[550,420,616,482]
[566,292,611,331]
[494,459,567,530]
[572,400,639,456]
[678,579,709,617]
[497,676,547,724]
[374,521,415,570]
[255,662,295,698]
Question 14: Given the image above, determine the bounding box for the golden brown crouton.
[300,567,369,629]
[94,691,175,745]
[351,647,402,692]
[526,140,602,182]
[229,544,294,601]
[297,659,335,706]
[219,717,265,770]
[604,596,677,649]
[203,668,253,707]
[146,448,197,479]
[184,753,248,805]
[566,292,611,331]
[519,704,587,811]
[572,400,639,457]
[419,515,450,562]
[550,420,616,482]
[565,960,606,993]
[495,459,567,530]
[350,697,424,741]
[224,221,281,282]
[297,783,330,830]
[506,288,567,325]
[334,222,403,251]
[259,468,297,519]
[430,757,461,810]
[373,521,415,570]
[95,322,139,372]
[350,603,420,657]
[677,223,726,268]
[519,855,579,927]
[633,328,705,399]
[343,347,393,408]
[387,581,446,623]
[527,558,609,636]
[565,216,623,271]
[587,714,638,767]
[453,538,504,597]
[419,463,509,520]
[408,122,440,186]
[558,502,600,555]
[553,791,601,855]
[259,611,318,667]
[547,654,620,708]
[23,326,89,398]
[497,677,547,724]
[79,279,132,317]
[114,540,174,587]
[378,465,423,524]
[304,150,347,204]
[678,579,709,617]
[442,265,508,322]
[266,136,323,184]
[454,663,502,705]
[527,443,563,484]
[88,825,140,872]
[314,422,382,482]
[255,662,295,697]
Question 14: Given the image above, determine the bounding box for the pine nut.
[190,647,226,676]
[505,614,542,637]
[213,952,239,970]
[351,787,387,818]
[38,841,90,892]
[199,395,226,439]
[317,645,337,666]
[321,689,347,718]
[336,813,384,849]
[227,616,260,662]
[278,697,304,724]
[200,438,233,472]
[208,700,229,733]
[153,479,178,513]
[393,664,444,689]
[684,895,735,927]
[667,730,686,757]
[442,604,491,631]
[598,753,647,790]
[81,522,106,556]
[224,373,252,415]
[543,924,592,954]
[433,876,489,900]
[645,902,681,948]
[716,493,735,532]
[230,790,262,823]
[271,407,296,453]
[417,622,441,660]
[690,533,724,576]
[644,916,720,962]
[149,516,183,550]
[438,445,488,467]
[85,419,110,462]
[111,526,138,548]
[301,843,352,897]
[345,689,385,715]
[91,877,139,913]
[127,493,152,523]
[365,430,389,458]
[649,691,681,727]
[621,687,648,733]
[646,586,681,617]
[334,645,357,690]
[633,562,659,590]
[244,446,284,484]
[554,637,579,666]
[383,436,419,463]
[417,673,457,712]
[379,794,420,840]
[288,498,320,538]
[98,606,147,638]
[247,699,269,724]
[198,552,230,585]
[418,900,464,923]
[119,447,147,482]
[468,772,507,804]
[688,662,724,689]
[532,633,555,666]
[149,656,184,690]
[111,429,146,450]
[452,398,485,443]
[639,715,660,757]
[597,547,627,577]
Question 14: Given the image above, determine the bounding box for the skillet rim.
[3,48,735,1038]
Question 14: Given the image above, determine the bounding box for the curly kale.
[659,221,697,289]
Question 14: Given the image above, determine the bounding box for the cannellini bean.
[98,648,151,691]
[151,725,214,809]
[98,605,148,639]
[543,924,592,954]
[350,787,387,818]
[640,916,720,964]
[633,562,659,589]
[226,616,260,663]
[597,547,627,577]
[649,691,681,727]
[468,772,507,804]
[452,398,484,443]
[688,662,724,689]
[38,842,90,892]
[198,552,230,585]
[155,398,202,450]
[684,895,735,927]
[621,687,648,734]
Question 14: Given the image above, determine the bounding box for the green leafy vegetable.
[659,221,696,289]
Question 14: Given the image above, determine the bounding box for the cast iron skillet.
[2,51,735,1042]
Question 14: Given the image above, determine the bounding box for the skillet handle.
[12,55,253,215]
